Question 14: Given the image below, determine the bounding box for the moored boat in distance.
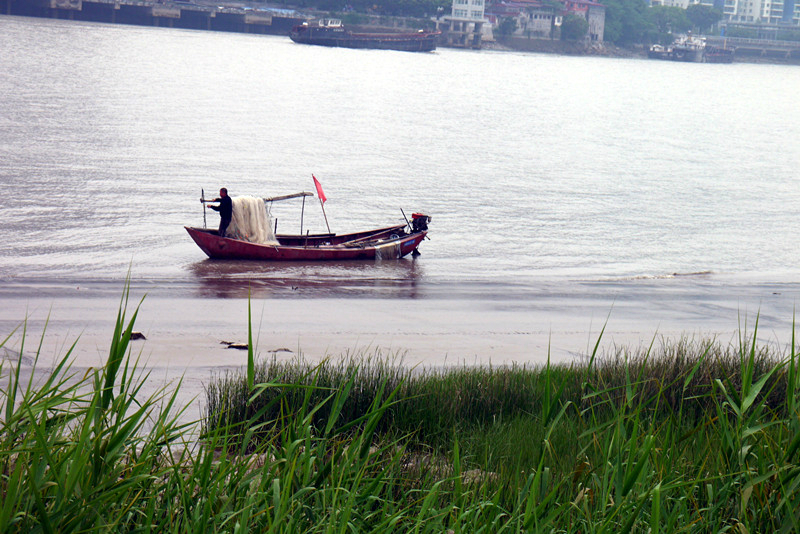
[648,33,734,63]
[671,33,706,62]
[647,43,671,60]
[289,19,440,52]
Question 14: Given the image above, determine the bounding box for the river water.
[2,14,800,357]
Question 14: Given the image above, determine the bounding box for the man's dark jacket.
[211,196,233,220]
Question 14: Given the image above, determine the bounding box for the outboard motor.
[411,213,430,233]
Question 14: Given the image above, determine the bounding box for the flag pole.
[319,196,331,235]
[312,175,332,235]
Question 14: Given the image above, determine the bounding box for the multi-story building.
[451,0,488,20]
[439,0,487,47]
[487,0,557,37]
[485,0,605,41]
[653,0,799,25]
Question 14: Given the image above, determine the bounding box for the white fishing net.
[227,196,279,245]
[375,241,401,260]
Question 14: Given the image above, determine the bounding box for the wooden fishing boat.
[185,221,428,261]
[189,188,430,261]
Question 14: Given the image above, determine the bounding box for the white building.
[451,0,486,20]
[438,0,488,47]
[654,0,800,25]
[723,0,798,23]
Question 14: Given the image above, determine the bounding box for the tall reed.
[5,287,800,531]
[205,325,800,531]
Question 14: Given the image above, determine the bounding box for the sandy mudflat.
[2,279,797,422]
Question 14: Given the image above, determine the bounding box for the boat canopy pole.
[200,191,316,234]
[262,192,314,203]
[257,191,315,236]
[301,195,306,235]
[200,191,314,204]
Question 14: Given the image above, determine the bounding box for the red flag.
[313,175,327,204]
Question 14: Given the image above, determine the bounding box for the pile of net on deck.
[226,196,278,245]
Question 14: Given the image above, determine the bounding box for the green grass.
[205,335,788,448]
[3,288,800,532]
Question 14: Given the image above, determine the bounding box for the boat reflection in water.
[188,258,425,300]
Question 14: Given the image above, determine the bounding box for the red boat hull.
[185,225,427,261]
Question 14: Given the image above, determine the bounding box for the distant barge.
[290,19,440,52]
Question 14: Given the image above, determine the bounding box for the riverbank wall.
[488,36,639,58]
[2,0,303,35]
[493,35,800,64]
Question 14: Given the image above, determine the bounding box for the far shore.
[3,7,798,66]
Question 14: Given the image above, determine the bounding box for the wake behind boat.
[187,189,430,261]
[289,19,440,52]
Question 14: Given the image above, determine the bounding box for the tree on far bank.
[560,13,589,40]
[648,5,690,35]
[497,17,518,38]
[645,5,690,44]
[602,0,654,45]
[686,3,722,33]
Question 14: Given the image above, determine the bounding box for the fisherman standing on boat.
[209,188,233,238]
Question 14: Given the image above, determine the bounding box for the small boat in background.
[671,34,706,62]
[648,32,732,63]
[289,19,440,52]
[647,43,671,60]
